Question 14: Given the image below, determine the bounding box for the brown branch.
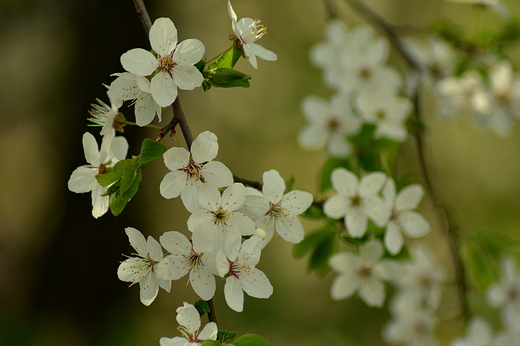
[233,175,263,190]
[342,0,470,322]
[133,0,153,33]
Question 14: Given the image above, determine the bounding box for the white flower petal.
[248,42,277,61]
[121,48,157,76]
[359,278,385,307]
[68,167,97,193]
[241,268,273,299]
[191,131,219,163]
[173,39,205,65]
[151,71,178,107]
[176,302,201,333]
[346,208,368,237]
[400,211,430,237]
[396,184,424,211]
[149,17,178,57]
[160,170,187,199]
[331,274,359,300]
[360,240,383,264]
[262,170,285,203]
[189,265,216,300]
[331,168,358,196]
[139,274,159,306]
[173,65,204,91]
[323,195,349,219]
[224,276,244,312]
[385,222,403,255]
[199,322,218,341]
[126,227,148,256]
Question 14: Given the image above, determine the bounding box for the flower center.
[125,254,156,286]
[350,194,363,208]
[267,201,288,218]
[212,207,229,225]
[357,265,373,278]
[229,259,250,278]
[159,55,176,75]
[375,110,386,121]
[239,19,267,46]
[188,251,203,270]
[182,161,204,181]
[177,325,198,342]
[327,117,341,132]
[359,67,373,81]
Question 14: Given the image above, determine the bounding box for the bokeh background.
[1,0,520,344]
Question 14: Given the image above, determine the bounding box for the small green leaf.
[218,330,237,343]
[300,202,326,220]
[464,241,497,290]
[293,225,336,259]
[285,176,295,192]
[498,20,520,43]
[194,59,206,73]
[109,167,142,216]
[208,43,243,70]
[202,80,212,92]
[201,341,221,346]
[342,233,370,246]
[232,334,271,346]
[308,233,337,277]
[204,68,251,88]
[194,300,211,317]
[137,139,166,164]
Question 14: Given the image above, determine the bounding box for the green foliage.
[96,158,142,216]
[232,334,271,346]
[201,341,221,346]
[319,157,352,193]
[300,202,326,220]
[218,330,237,343]
[294,224,338,277]
[497,19,520,44]
[208,43,243,70]
[464,231,515,289]
[137,139,166,164]
[194,300,211,317]
[203,68,251,89]
[350,124,384,172]
[341,233,370,247]
[431,20,465,48]
[285,175,295,192]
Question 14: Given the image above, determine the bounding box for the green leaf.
[464,241,497,290]
[300,202,326,220]
[285,176,295,192]
[218,330,237,343]
[202,80,212,92]
[201,341,221,346]
[293,225,336,259]
[137,139,166,164]
[319,157,352,193]
[342,233,370,246]
[308,233,337,277]
[194,59,206,73]
[232,334,271,346]
[498,20,520,43]
[109,167,142,216]
[194,300,211,317]
[204,68,251,88]
[208,43,243,70]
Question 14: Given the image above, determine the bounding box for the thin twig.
[233,175,263,190]
[207,299,218,324]
[133,0,153,33]
[172,98,194,149]
[342,0,470,322]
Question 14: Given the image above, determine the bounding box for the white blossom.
[68,132,128,218]
[228,0,277,69]
[241,169,313,245]
[117,227,171,306]
[160,302,218,346]
[156,231,217,301]
[216,235,273,312]
[88,91,123,137]
[120,17,205,107]
[356,87,412,142]
[159,131,233,213]
[187,183,256,252]
[108,72,163,127]
[487,256,520,331]
[329,239,404,307]
[323,168,389,237]
[450,317,495,346]
[299,93,362,157]
[382,179,431,255]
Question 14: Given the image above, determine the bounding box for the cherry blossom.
[67,132,128,218]
[299,93,362,157]
[187,183,255,251]
[382,179,431,255]
[323,168,389,237]
[156,231,217,301]
[487,256,520,331]
[450,317,496,346]
[87,91,123,136]
[108,72,163,127]
[120,17,205,107]
[159,131,233,213]
[329,240,404,307]
[228,0,277,69]
[216,235,273,312]
[160,302,218,346]
[241,169,313,245]
[117,227,171,306]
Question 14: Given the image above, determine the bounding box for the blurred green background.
[1,0,520,344]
